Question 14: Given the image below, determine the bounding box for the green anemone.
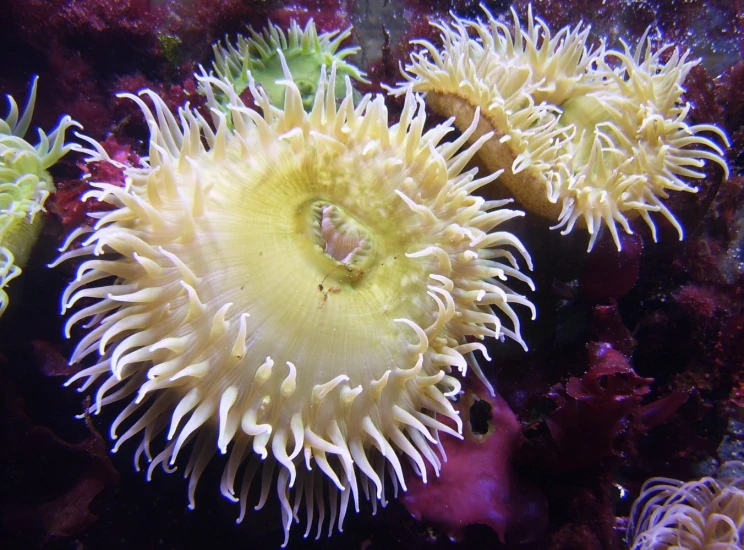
[210,19,369,111]
[0,77,79,316]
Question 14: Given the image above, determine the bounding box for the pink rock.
[401,381,547,544]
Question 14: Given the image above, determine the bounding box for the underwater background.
[0,0,743,549]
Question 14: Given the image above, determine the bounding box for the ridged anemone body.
[0,77,78,316]
[58,60,535,544]
[211,19,368,111]
[395,6,729,250]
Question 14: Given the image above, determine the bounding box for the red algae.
[50,136,143,230]
[0,0,162,134]
[543,344,653,471]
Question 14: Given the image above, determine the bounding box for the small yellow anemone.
[211,19,368,111]
[395,6,729,251]
[0,77,78,316]
[628,462,744,549]
[58,57,534,544]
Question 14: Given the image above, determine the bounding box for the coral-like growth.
[56,58,535,545]
[0,77,78,316]
[628,461,744,549]
[211,19,368,111]
[395,6,729,251]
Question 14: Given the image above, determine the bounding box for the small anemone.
[628,462,744,549]
[395,6,729,251]
[57,55,535,545]
[210,18,369,111]
[0,77,79,316]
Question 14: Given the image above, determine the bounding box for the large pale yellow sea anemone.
[56,58,535,544]
[0,77,78,317]
[627,462,744,549]
[395,6,729,251]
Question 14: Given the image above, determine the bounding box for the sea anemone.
[56,57,535,544]
[395,6,729,251]
[627,462,744,549]
[0,77,78,317]
[211,19,368,111]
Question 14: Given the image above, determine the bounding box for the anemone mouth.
[59,58,535,544]
[307,200,375,275]
[395,5,729,252]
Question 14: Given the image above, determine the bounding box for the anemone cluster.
[628,462,744,549]
[18,4,728,546]
[0,77,77,317]
[396,6,729,250]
